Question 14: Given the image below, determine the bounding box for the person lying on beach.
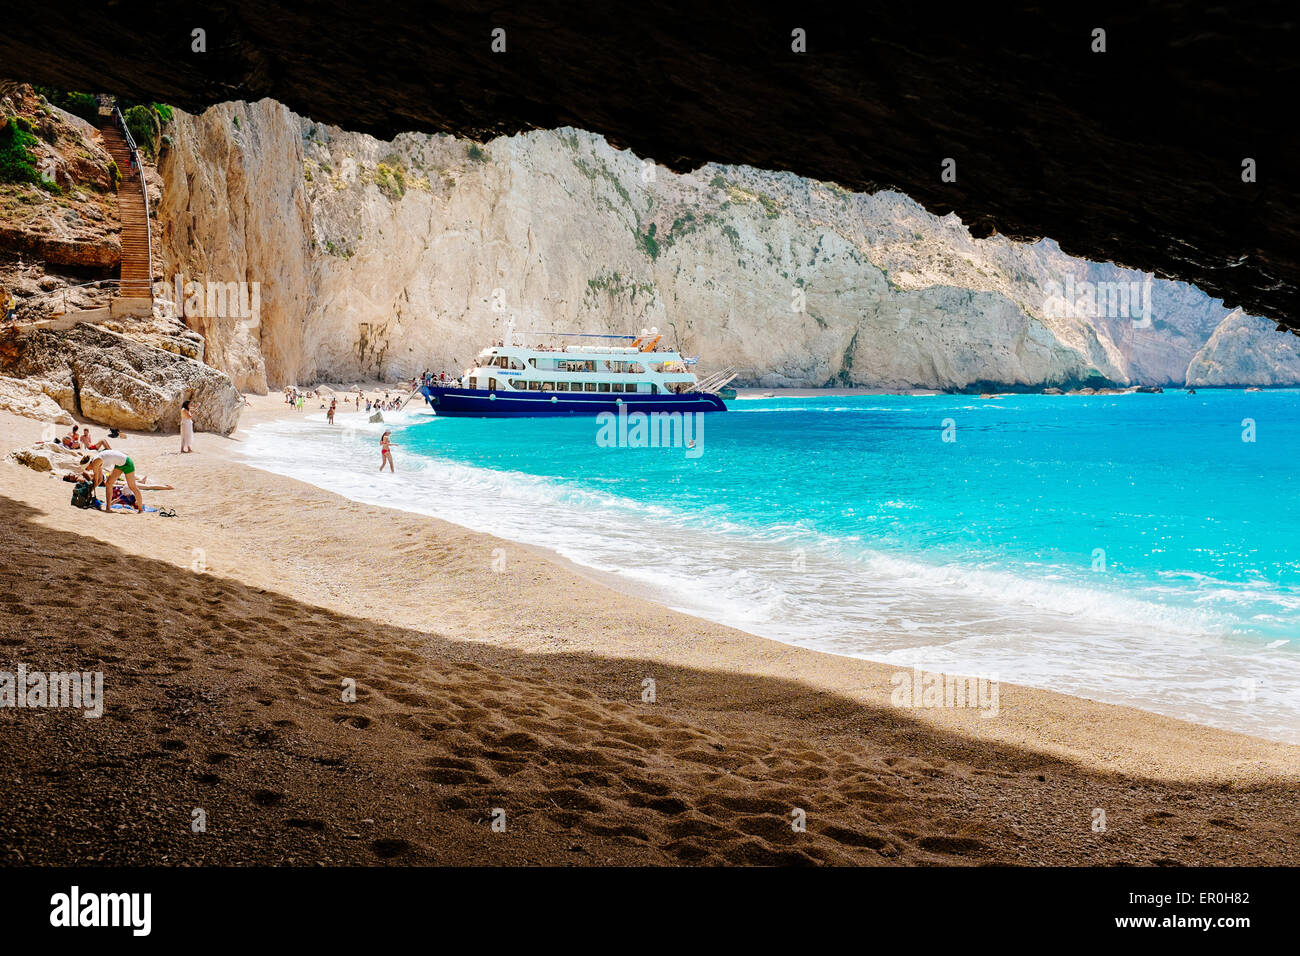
[62,470,172,491]
[110,486,138,510]
[80,450,143,513]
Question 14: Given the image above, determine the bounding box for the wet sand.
[1,393,1298,865]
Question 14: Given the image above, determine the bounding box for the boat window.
[529,381,542,390]
[611,383,623,392]
[630,363,645,374]
[468,377,477,389]
[598,382,611,392]
[584,383,597,392]
[556,382,569,391]
[528,358,537,367]
[489,378,497,391]
[651,384,659,394]
[543,382,555,391]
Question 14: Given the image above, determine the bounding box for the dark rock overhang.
[3,1,1296,331]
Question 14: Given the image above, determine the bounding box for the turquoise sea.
[245,390,1300,741]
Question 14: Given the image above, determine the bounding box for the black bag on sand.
[70,480,95,509]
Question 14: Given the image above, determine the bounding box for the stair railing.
[110,103,154,303]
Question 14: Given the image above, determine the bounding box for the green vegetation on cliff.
[123,104,163,159]
[33,88,99,125]
[0,117,58,191]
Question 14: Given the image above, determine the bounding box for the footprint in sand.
[370,838,411,859]
[285,818,326,831]
[1207,817,1245,832]
[543,788,607,813]
[819,823,898,855]
[422,768,488,786]
[915,835,987,855]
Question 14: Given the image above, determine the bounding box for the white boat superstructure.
[458,323,729,398]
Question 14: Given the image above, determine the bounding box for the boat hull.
[418,386,726,417]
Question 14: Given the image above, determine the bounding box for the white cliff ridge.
[155,99,1300,392]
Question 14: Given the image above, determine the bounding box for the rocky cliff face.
[155,100,1300,391]
[0,324,242,434]
[1186,310,1300,386]
[0,84,123,317]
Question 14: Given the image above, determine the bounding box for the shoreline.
[242,393,1300,745]
[3,394,1300,865]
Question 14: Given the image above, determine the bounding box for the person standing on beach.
[328,398,337,424]
[180,400,195,453]
[380,430,395,473]
[81,450,143,513]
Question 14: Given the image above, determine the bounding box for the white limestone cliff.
[1186,310,1300,386]
[154,100,1300,391]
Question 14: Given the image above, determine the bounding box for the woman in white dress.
[180,400,195,453]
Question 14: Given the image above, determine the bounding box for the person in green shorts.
[81,449,143,513]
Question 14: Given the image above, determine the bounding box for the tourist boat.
[418,323,735,417]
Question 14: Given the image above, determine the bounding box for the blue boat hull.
[418,386,726,417]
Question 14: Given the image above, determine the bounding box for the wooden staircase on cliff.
[98,107,154,313]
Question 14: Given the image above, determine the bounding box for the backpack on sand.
[70,480,95,509]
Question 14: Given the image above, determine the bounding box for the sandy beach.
[2,394,1299,866]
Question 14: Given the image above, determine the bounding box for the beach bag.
[70,480,95,509]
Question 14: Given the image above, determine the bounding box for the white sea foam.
[241,410,1300,743]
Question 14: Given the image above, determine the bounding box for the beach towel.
[107,503,161,514]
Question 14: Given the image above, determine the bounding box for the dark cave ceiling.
[3,1,1297,330]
